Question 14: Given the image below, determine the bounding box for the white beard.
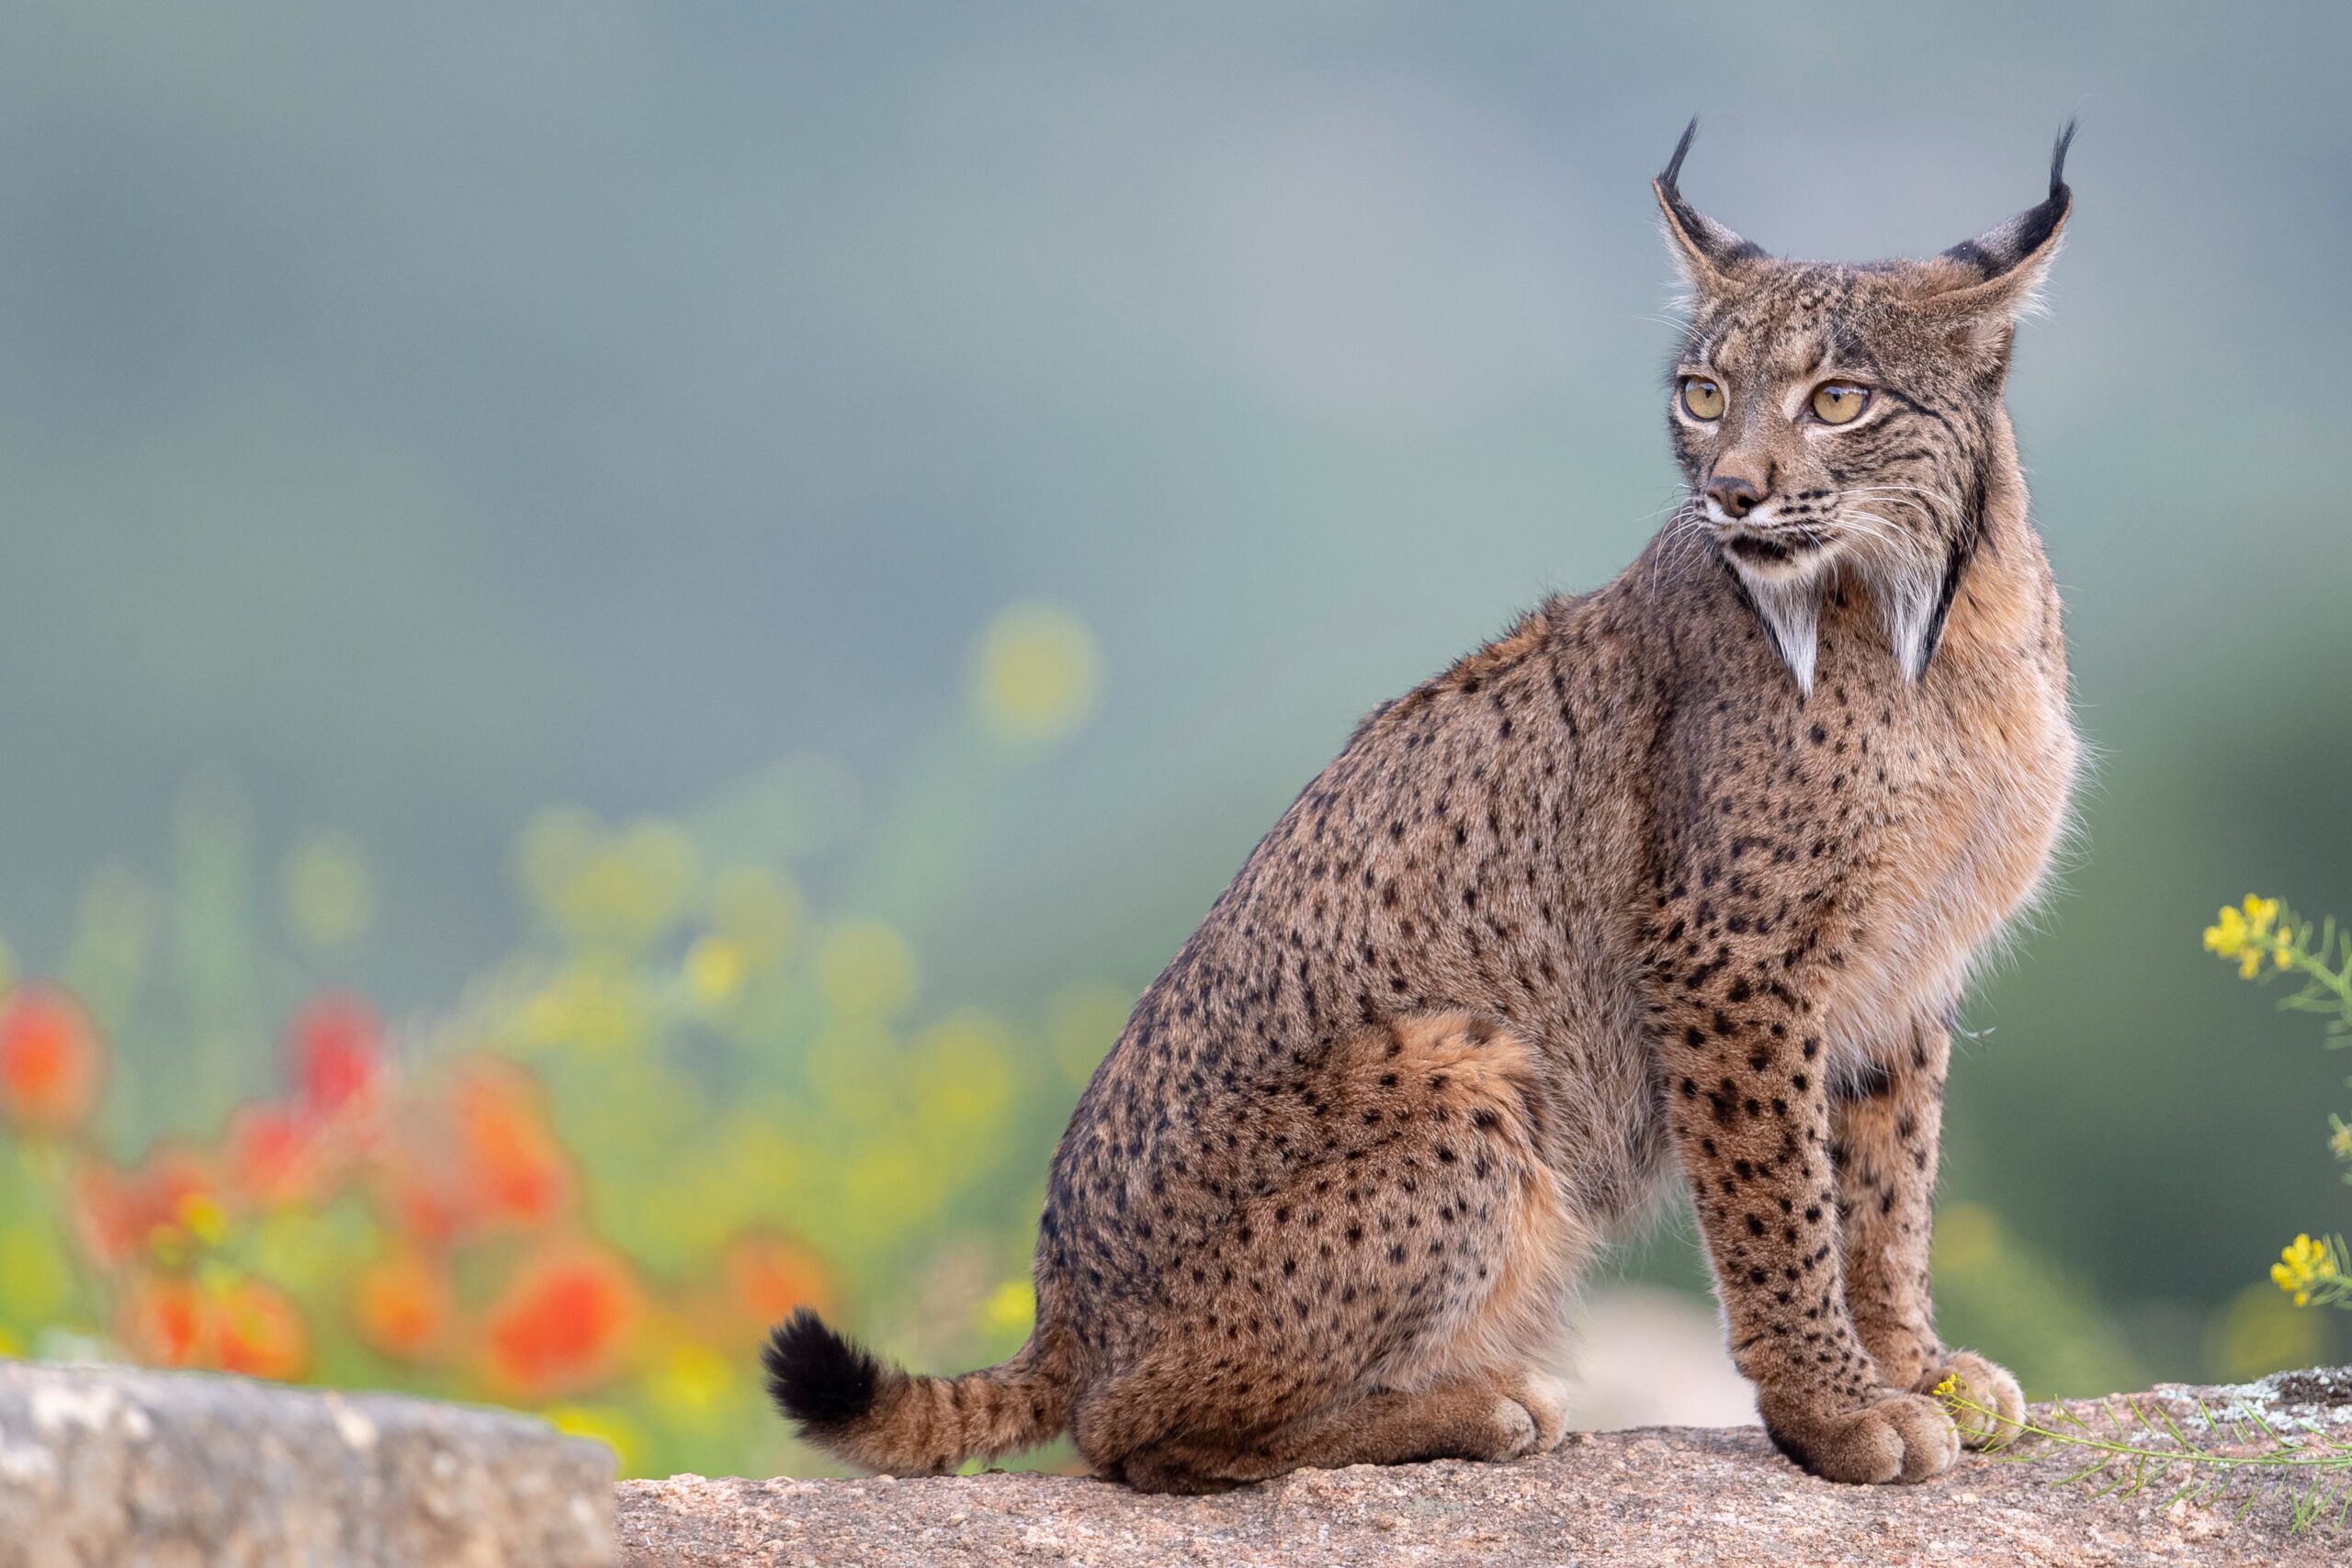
[1728,548,1950,696]
[1736,565,1826,696]
[1872,558,1947,685]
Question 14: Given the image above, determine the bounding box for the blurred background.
[1,2,2346,1477]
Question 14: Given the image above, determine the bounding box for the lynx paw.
[1920,1350,2025,1449]
[1487,1395,1540,1459]
[1510,1371,1571,1456]
[1764,1389,1960,1484]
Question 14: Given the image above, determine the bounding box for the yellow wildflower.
[543,1404,645,1476]
[2270,1234,2336,1307]
[2206,896,2289,979]
[2204,905,2249,958]
[176,1193,230,1249]
[978,1278,1035,1337]
[2330,1121,2352,1162]
[684,936,745,1007]
[1931,1372,1959,1399]
[647,1340,735,1418]
[969,603,1102,745]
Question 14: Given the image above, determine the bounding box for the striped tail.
[762,1307,1069,1474]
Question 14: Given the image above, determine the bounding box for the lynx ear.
[1923,123,2075,327]
[1654,118,1764,291]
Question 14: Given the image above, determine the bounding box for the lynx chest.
[1814,633,2077,1064]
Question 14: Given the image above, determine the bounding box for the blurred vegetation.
[2201,897,2352,1314]
[0,604,1117,1479]
[0,606,2340,1480]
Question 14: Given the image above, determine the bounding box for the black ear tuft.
[1939,122,2076,282]
[1660,116,1701,198]
[2048,118,2076,203]
[763,1306,882,1431]
[2002,118,2078,258]
[1654,116,1763,276]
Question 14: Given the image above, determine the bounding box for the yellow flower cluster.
[2271,1234,2342,1307]
[2204,895,2292,979]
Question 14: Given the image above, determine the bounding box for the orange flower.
[214,1279,307,1381]
[289,991,382,1118]
[118,1274,307,1382]
[725,1231,834,1328]
[119,1274,209,1365]
[352,1250,451,1361]
[0,984,106,1134]
[450,1061,571,1227]
[72,1145,215,1268]
[486,1247,638,1397]
[368,1057,571,1246]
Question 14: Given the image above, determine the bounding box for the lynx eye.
[1679,377,1725,421]
[1811,383,1870,425]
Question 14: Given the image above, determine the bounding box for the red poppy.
[0,984,107,1134]
[223,1101,327,1209]
[289,991,382,1118]
[485,1246,638,1397]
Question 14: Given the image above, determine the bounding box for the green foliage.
[2203,897,2352,1312]
[0,605,1116,1480]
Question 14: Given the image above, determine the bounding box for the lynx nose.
[1705,472,1765,520]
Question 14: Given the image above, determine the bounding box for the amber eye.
[1680,377,1725,421]
[1811,383,1869,424]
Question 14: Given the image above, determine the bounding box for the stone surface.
[0,1361,615,1568]
[617,1370,2352,1567]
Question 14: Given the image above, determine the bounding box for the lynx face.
[1655,122,2073,693]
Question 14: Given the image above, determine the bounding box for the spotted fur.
[767,125,2075,1491]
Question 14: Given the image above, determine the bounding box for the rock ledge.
[618,1371,2352,1568]
[0,1361,614,1568]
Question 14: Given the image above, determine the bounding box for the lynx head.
[1654,120,2073,694]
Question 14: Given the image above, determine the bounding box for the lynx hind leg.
[1117,1368,1569,1494]
[1076,1014,1587,1492]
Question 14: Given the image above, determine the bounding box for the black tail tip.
[762,1306,883,1431]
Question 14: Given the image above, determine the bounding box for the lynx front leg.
[1832,1014,2023,1445]
[1652,958,1958,1483]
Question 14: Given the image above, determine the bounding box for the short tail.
[762,1306,1069,1474]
